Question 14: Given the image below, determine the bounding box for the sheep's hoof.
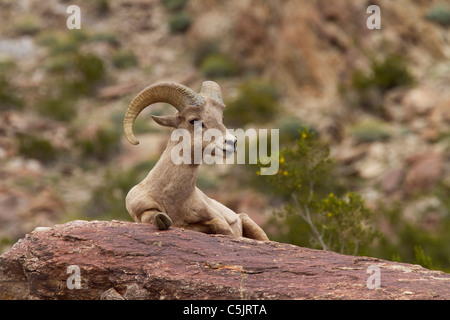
[154,212,172,230]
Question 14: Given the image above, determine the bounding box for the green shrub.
[275,117,317,147]
[350,119,392,143]
[93,0,110,15]
[36,52,105,121]
[350,55,414,94]
[224,79,279,126]
[74,123,122,162]
[0,62,23,111]
[42,51,104,103]
[36,94,77,122]
[70,53,105,95]
[256,128,378,255]
[40,30,120,50]
[345,54,414,117]
[414,246,434,270]
[112,49,138,69]
[14,15,41,35]
[200,54,238,78]
[168,12,192,33]
[162,0,189,11]
[372,200,450,272]
[17,133,61,164]
[193,42,221,67]
[43,55,73,73]
[39,31,107,96]
[32,30,108,129]
[90,32,120,46]
[39,30,89,56]
[426,6,450,26]
[367,55,414,91]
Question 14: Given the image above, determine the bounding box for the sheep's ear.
[151,115,178,128]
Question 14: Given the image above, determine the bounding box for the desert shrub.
[36,54,105,122]
[162,0,189,11]
[40,29,120,49]
[193,42,221,67]
[37,52,106,121]
[14,15,41,35]
[70,53,106,95]
[92,0,110,16]
[38,30,89,56]
[89,32,120,46]
[343,54,414,117]
[43,54,73,73]
[224,79,279,126]
[414,246,434,270]
[17,133,61,164]
[366,180,450,273]
[112,49,138,69]
[253,128,378,255]
[36,94,77,122]
[350,119,392,143]
[45,52,105,95]
[168,12,192,33]
[372,198,450,272]
[73,123,122,162]
[39,31,106,95]
[352,55,414,92]
[162,0,191,33]
[0,61,23,111]
[200,54,238,78]
[38,30,107,103]
[275,117,317,147]
[426,6,450,26]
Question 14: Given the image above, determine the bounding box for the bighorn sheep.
[123,81,269,241]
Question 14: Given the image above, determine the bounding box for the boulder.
[0,220,449,300]
[404,152,445,195]
[401,87,437,119]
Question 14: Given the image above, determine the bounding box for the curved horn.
[200,81,223,104]
[123,81,203,145]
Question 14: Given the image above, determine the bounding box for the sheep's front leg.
[238,213,269,241]
[141,210,172,230]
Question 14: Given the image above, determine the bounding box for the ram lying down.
[123,80,269,241]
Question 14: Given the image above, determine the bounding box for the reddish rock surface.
[0,220,449,300]
[404,152,445,195]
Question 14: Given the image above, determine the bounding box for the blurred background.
[0,0,449,271]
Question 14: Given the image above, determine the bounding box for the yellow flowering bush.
[260,128,377,255]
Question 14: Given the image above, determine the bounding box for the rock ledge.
[0,220,449,300]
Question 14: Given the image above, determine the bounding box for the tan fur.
[125,82,269,241]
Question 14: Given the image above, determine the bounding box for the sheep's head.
[123,81,237,160]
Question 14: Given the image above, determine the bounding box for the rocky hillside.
[0,0,449,269]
